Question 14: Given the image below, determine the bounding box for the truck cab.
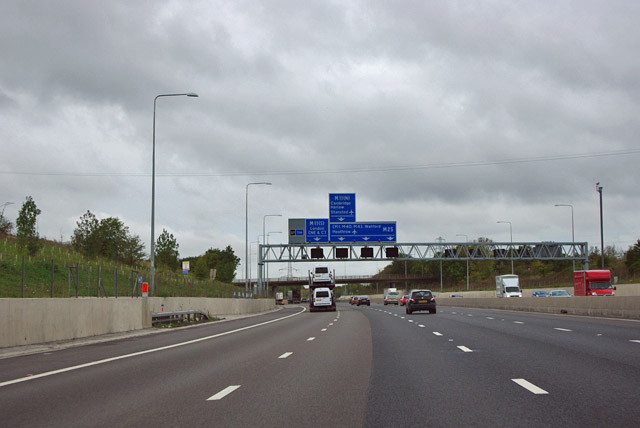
[574,270,615,296]
[496,275,522,297]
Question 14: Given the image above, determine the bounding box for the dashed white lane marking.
[207,385,241,401]
[329,323,334,326]
[400,317,406,319]
[307,337,316,341]
[334,319,338,322]
[408,320,414,323]
[630,340,640,344]
[278,352,293,359]
[512,379,548,395]
[514,321,524,324]
[321,328,327,332]
[418,325,425,328]
[467,314,473,317]
[554,328,573,332]
[486,317,495,320]
[457,346,473,353]
[433,332,443,336]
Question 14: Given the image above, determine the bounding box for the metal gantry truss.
[259,241,588,263]
[255,241,589,292]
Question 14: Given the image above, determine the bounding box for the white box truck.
[496,275,522,297]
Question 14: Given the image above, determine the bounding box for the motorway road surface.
[1,304,639,427]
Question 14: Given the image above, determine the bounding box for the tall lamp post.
[261,214,281,294]
[497,221,513,274]
[456,234,469,290]
[245,182,272,294]
[554,204,575,271]
[150,92,198,295]
[596,182,604,269]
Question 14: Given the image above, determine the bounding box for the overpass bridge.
[234,274,431,288]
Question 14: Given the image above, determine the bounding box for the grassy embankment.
[0,236,241,298]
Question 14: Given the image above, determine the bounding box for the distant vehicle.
[275,292,284,305]
[384,288,399,305]
[287,289,301,304]
[450,294,463,298]
[310,264,333,284]
[574,270,616,296]
[357,296,370,306]
[400,295,409,306]
[549,290,571,297]
[301,297,308,303]
[349,296,359,305]
[406,289,436,314]
[531,290,548,297]
[496,275,522,297]
[310,287,336,312]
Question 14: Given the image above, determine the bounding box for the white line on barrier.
[207,385,241,401]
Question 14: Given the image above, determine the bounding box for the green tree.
[0,213,12,236]
[16,196,41,255]
[155,229,180,270]
[625,240,640,275]
[192,246,240,282]
[71,210,100,256]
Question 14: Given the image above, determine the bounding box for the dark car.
[406,289,436,314]
[357,296,371,306]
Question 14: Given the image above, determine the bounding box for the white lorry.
[384,287,399,305]
[308,265,336,312]
[496,275,522,297]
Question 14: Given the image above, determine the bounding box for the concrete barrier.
[0,297,276,349]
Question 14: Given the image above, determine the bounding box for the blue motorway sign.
[305,218,329,243]
[329,193,356,223]
[330,222,396,243]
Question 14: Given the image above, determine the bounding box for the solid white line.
[278,352,293,359]
[554,328,573,332]
[0,308,306,388]
[630,340,640,344]
[457,346,473,353]
[512,378,548,394]
[307,337,316,341]
[207,385,241,401]
[433,332,443,336]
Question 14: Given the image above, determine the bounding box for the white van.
[312,265,332,284]
[310,287,336,312]
[496,274,522,297]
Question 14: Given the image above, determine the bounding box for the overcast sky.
[2,1,639,279]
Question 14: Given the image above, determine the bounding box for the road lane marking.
[400,317,405,319]
[433,332,443,336]
[554,328,573,332]
[512,379,548,394]
[418,325,425,328]
[631,340,640,344]
[486,317,494,320]
[307,337,316,341]
[514,321,524,324]
[321,328,327,332]
[457,346,473,353]
[207,385,241,401]
[468,314,473,317]
[408,320,414,323]
[0,307,307,389]
[278,352,293,359]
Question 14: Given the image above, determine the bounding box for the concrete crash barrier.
[0,297,276,349]
[438,296,640,320]
[0,297,152,348]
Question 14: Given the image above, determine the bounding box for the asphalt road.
[1,304,638,427]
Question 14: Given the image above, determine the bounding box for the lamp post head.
[186,93,199,97]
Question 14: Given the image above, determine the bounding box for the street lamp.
[266,231,282,291]
[261,214,282,294]
[554,204,575,271]
[596,182,604,269]
[245,182,272,294]
[150,92,198,295]
[456,234,469,290]
[497,221,513,274]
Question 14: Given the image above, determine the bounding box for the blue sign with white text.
[330,222,396,243]
[306,218,329,243]
[329,193,356,223]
